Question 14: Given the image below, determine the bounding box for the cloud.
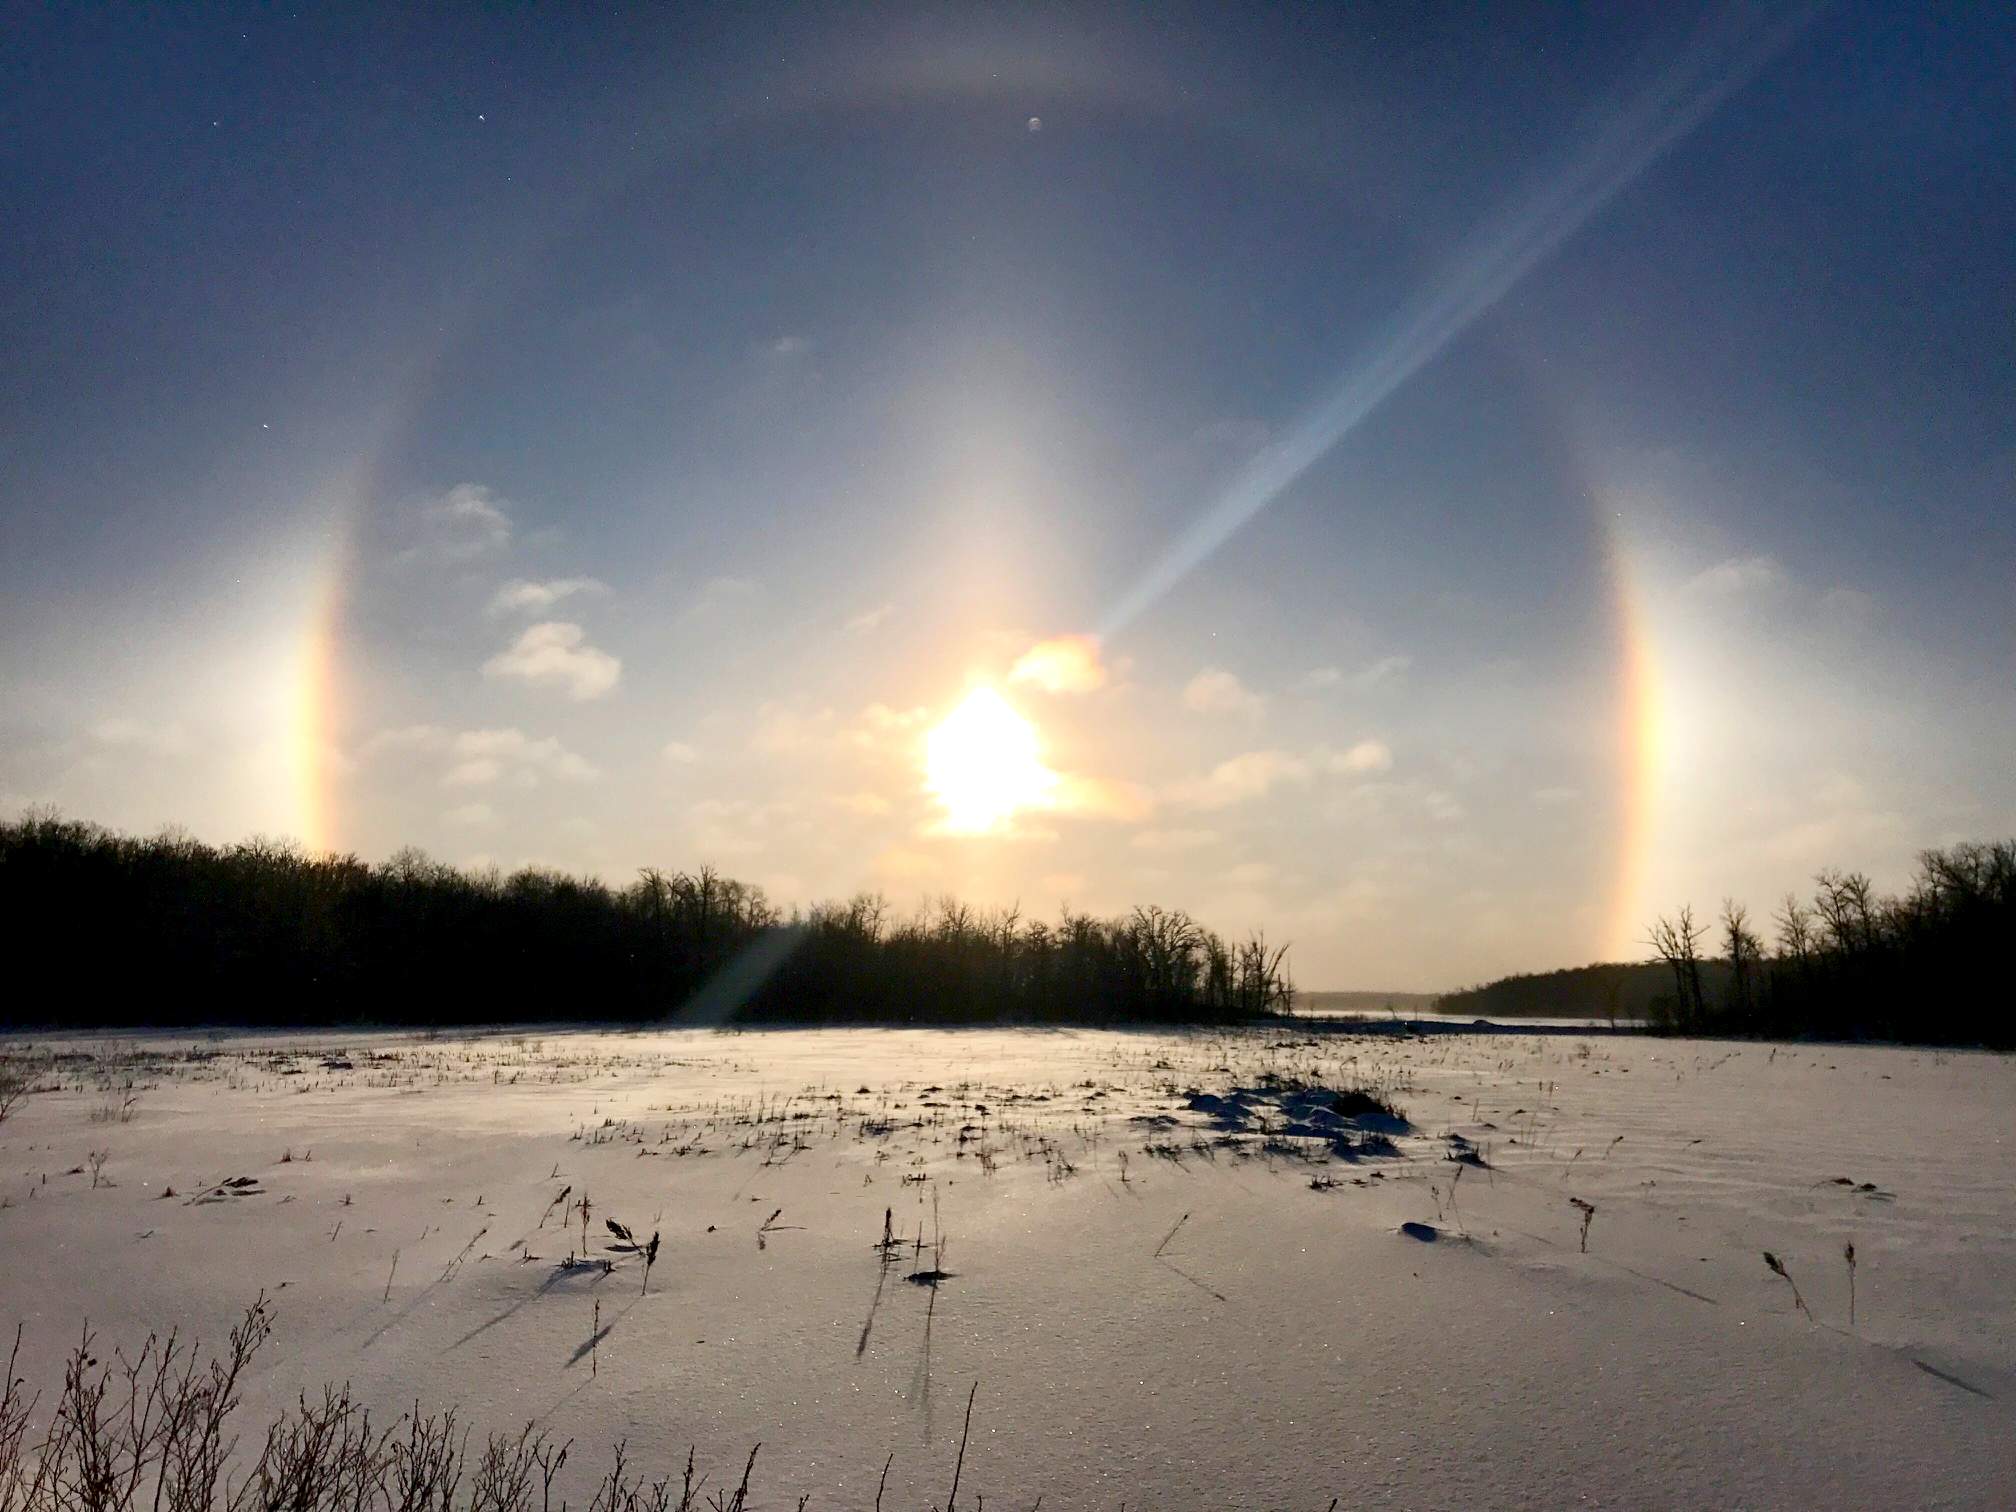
[1049,773,1155,823]
[745,700,924,762]
[1685,554,1783,597]
[403,483,514,563]
[89,717,194,757]
[850,703,931,753]
[834,791,894,817]
[482,621,621,700]
[767,335,812,358]
[1181,668,1265,719]
[1009,635,1107,694]
[1350,655,1412,690]
[1532,785,1580,806]
[1322,739,1393,776]
[685,576,759,619]
[661,740,700,765]
[443,802,497,828]
[1227,861,1275,888]
[1300,656,1410,693]
[1817,586,1875,621]
[1166,741,1389,809]
[844,603,896,635]
[750,703,839,757]
[489,577,609,615]
[1170,749,1311,810]
[1130,828,1219,852]
[363,725,598,789]
[687,797,798,858]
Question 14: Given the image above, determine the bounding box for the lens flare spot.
[925,687,1056,834]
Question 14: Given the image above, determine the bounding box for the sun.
[925,686,1057,834]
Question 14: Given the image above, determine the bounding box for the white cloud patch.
[403,483,514,563]
[1685,554,1783,597]
[362,725,597,789]
[443,802,497,828]
[661,740,700,765]
[489,577,610,615]
[1008,635,1107,694]
[1301,656,1409,693]
[1181,668,1265,719]
[1170,749,1311,810]
[1350,655,1412,690]
[1169,741,1391,809]
[1322,739,1393,776]
[482,621,621,700]
[844,603,896,635]
[1048,773,1155,823]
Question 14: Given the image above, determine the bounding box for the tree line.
[1641,840,2012,1045]
[0,812,1294,1029]
[1433,960,1731,1024]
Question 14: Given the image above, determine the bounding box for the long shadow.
[448,1262,606,1352]
[856,1256,894,1358]
[1155,1253,1227,1303]
[1910,1357,1995,1400]
[565,1296,640,1370]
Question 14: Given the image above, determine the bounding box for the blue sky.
[3,3,2011,987]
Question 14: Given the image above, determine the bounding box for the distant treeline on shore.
[1443,840,2015,1048]
[0,812,1293,1029]
[1434,961,1730,1022]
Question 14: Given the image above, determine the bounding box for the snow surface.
[2,1025,2011,1509]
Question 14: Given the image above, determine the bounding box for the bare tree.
[1648,905,1708,1029]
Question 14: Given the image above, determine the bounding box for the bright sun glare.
[925,686,1056,834]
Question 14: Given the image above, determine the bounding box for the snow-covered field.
[2,1024,2010,1509]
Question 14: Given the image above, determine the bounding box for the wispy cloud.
[1168,740,1391,809]
[441,728,599,787]
[1350,655,1412,690]
[1130,827,1219,853]
[1169,749,1311,810]
[489,577,610,615]
[402,483,514,563]
[1323,739,1393,775]
[361,725,598,789]
[844,603,896,635]
[1685,554,1783,597]
[482,621,621,700]
[684,575,759,619]
[1303,656,1411,692]
[89,717,194,757]
[661,740,700,765]
[1181,668,1264,719]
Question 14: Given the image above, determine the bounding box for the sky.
[3,3,2012,989]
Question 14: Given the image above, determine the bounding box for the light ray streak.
[1097,3,1820,639]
